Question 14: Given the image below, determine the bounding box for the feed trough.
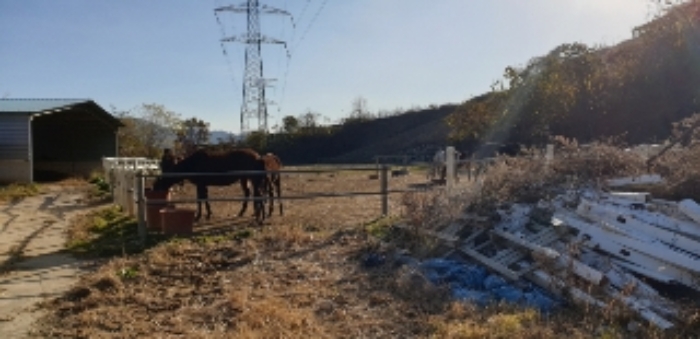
[160,206,196,236]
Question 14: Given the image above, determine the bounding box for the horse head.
[152,175,179,192]
[153,177,175,191]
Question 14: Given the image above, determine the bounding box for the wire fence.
[107,148,534,245]
[127,165,437,244]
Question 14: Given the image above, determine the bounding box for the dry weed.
[0,182,41,203]
[478,155,558,206]
[647,144,700,200]
[471,138,646,209]
[401,190,455,231]
[551,136,646,181]
[397,188,479,257]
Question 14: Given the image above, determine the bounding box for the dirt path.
[0,186,93,338]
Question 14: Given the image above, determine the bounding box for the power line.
[273,1,289,101]
[277,0,329,118]
[214,10,241,96]
[278,46,293,119]
[275,0,301,121]
[295,0,312,32]
[290,0,329,55]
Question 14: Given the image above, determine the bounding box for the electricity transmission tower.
[215,1,292,134]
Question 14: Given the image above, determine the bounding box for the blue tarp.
[417,258,561,313]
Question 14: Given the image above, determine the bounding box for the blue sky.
[1,0,657,133]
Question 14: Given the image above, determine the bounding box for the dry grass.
[42,227,654,339]
[0,182,42,203]
[35,166,700,338]
[64,205,150,258]
[37,169,451,338]
[165,166,427,227]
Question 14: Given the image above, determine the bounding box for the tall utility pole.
[215,1,292,135]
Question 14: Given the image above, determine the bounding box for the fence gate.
[102,157,160,216]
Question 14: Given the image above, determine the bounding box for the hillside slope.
[323,113,451,163]
[266,105,455,164]
[445,1,700,148]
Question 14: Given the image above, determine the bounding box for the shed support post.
[135,171,147,246]
[380,165,389,216]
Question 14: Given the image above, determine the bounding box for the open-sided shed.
[0,99,123,183]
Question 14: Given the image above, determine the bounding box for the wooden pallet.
[458,226,561,281]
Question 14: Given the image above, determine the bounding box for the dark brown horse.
[152,148,267,223]
[261,153,283,217]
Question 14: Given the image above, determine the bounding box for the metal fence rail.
[130,165,432,244]
[140,167,382,178]
[145,188,425,204]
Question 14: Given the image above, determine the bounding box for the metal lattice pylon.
[215,1,292,135]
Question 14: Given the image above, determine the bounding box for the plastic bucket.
[160,207,195,236]
[145,189,171,231]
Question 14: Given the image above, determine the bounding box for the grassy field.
[34,167,700,338]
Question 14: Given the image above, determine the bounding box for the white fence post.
[380,165,389,216]
[545,144,554,172]
[135,171,146,245]
[446,146,456,193]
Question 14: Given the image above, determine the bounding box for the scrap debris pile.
[413,174,700,330]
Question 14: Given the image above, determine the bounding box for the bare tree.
[114,103,182,158]
[351,96,369,117]
[175,117,211,156]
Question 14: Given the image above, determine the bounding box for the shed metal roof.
[0,98,123,128]
[0,98,91,113]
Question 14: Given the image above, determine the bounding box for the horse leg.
[253,179,265,224]
[204,186,212,220]
[195,185,211,220]
[267,175,274,217]
[275,175,283,216]
[195,184,204,221]
[238,180,250,217]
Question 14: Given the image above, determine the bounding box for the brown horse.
[152,148,267,223]
[261,153,283,217]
